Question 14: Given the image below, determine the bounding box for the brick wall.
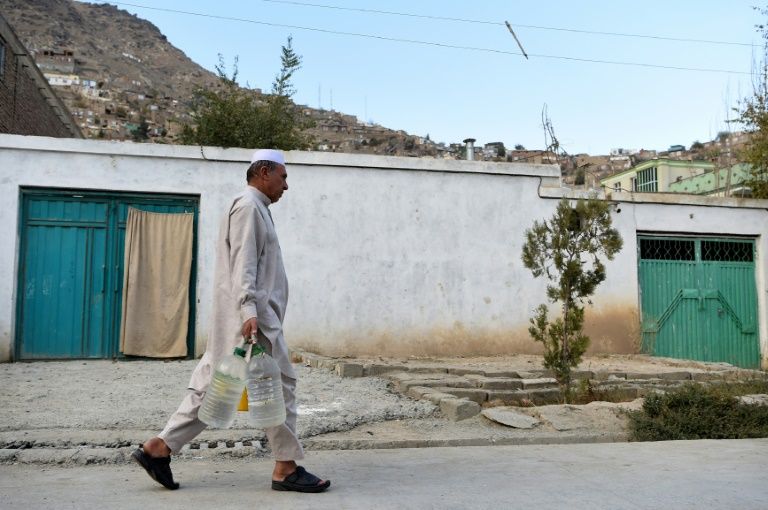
[0,35,76,138]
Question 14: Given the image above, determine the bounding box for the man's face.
[263,164,288,203]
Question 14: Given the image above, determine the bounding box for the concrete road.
[2,439,766,510]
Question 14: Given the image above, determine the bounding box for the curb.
[0,432,629,465]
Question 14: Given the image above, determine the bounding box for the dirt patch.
[584,304,641,354]
[296,304,643,358]
[296,324,544,358]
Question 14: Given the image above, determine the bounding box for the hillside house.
[600,159,714,193]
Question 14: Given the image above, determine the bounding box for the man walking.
[133,149,330,493]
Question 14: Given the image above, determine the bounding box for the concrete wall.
[1,134,767,367]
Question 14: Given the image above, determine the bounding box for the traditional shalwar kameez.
[159,186,303,461]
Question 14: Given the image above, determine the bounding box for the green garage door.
[15,189,199,360]
[638,236,759,368]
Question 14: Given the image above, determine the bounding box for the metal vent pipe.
[463,138,476,161]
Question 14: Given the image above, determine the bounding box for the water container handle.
[249,338,265,356]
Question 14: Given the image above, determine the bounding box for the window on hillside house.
[630,177,637,191]
[636,167,658,192]
[613,182,621,192]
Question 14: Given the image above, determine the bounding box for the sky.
[83,0,764,155]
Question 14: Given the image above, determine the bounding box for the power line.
[110,2,752,75]
[258,0,757,48]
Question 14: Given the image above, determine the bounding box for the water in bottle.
[246,344,286,429]
[198,345,248,428]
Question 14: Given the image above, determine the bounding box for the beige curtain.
[120,208,194,357]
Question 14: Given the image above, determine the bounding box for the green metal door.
[638,236,759,368]
[16,189,198,359]
[17,196,110,358]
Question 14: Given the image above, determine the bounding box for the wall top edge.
[538,186,768,209]
[0,134,559,178]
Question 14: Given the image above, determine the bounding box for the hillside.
[0,0,446,157]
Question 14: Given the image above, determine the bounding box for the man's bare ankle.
[143,438,171,457]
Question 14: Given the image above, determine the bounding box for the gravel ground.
[0,360,436,439]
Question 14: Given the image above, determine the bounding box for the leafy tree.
[574,168,585,185]
[179,37,314,150]
[521,197,623,401]
[690,140,704,150]
[514,144,526,151]
[733,7,768,198]
[132,118,149,141]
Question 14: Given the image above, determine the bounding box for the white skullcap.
[251,149,285,166]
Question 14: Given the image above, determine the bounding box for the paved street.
[2,439,766,509]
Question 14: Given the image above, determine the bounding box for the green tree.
[132,118,149,142]
[514,144,526,151]
[574,168,585,185]
[179,37,314,150]
[521,197,623,401]
[733,7,768,198]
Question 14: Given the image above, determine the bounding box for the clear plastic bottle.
[246,344,286,429]
[198,345,248,429]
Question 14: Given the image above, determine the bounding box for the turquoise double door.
[638,236,759,368]
[16,189,199,359]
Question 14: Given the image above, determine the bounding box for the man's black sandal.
[131,447,180,490]
[271,466,331,493]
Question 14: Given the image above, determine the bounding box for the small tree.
[521,197,623,401]
[180,37,314,150]
[732,7,768,198]
[514,144,526,151]
[132,118,149,142]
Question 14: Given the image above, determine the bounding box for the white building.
[1,134,766,369]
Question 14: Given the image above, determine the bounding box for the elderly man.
[132,149,330,493]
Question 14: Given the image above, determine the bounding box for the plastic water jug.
[198,344,248,428]
[246,344,286,428]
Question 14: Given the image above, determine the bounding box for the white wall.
[1,134,767,367]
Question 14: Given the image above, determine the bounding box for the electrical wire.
[257,0,757,48]
[110,2,752,75]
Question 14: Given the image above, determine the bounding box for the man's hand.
[241,317,258,341]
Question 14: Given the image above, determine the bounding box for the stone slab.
[594,372,626,381]
[521,378,558,389]
[486,389,531,406]
[336,362,364,378]
[739,394,768,406]
[479,378,524,390]
[447,368,486,376]
[406,386,436,400]
[407,367,449,374]
[658,371,692,381]
[365,364,407,376]
[435,387,488,404]
[439,398,481,421]
[528,388,563,405]
[481,407,540,429]
[482,370,521,379]
[425,391,460,405]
